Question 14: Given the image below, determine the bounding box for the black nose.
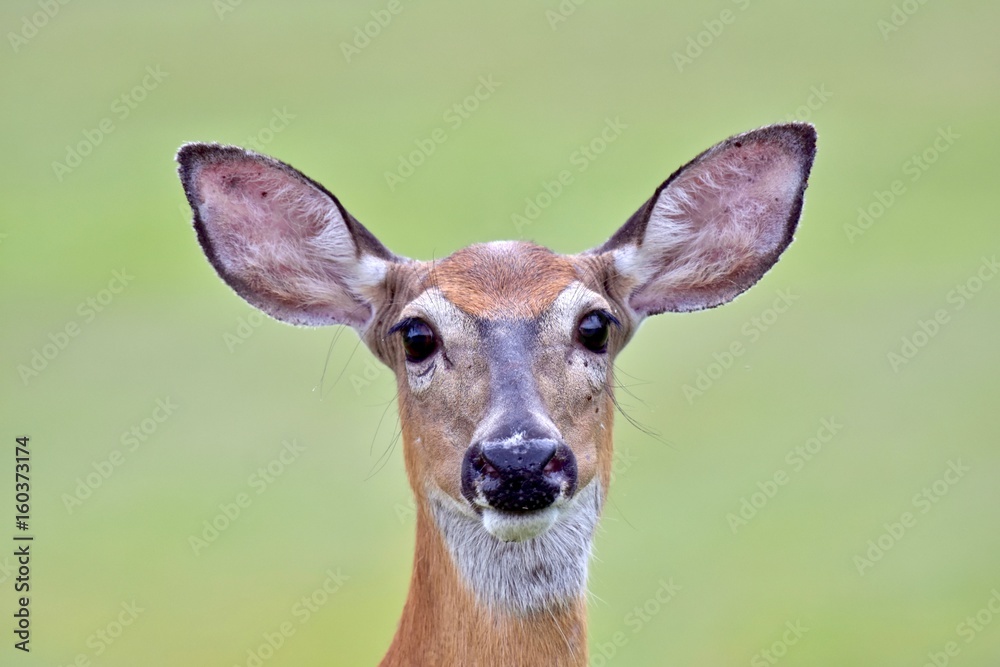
[461,437,578,513]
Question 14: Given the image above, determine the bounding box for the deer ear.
[176,143,404,329]
[595,123,816,317]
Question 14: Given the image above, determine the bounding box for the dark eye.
[391,318,437,363]
[577,310,616,353]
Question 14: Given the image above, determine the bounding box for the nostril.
[469,446,500,480]
[543,457,563,475]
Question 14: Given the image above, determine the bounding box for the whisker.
[546,607,573,659]
[365,434,398,480]
[314,325,348,396]
[322,336,363,399]
[370,388,401,456]
[606,495,636,531]
[366,415,402,480]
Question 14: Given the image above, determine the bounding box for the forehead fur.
[430,242,580,319]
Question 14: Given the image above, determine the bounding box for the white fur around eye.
[538,283,614,392]
[397,288,477,394]
[406,358,437,393]
[539,282,612,339]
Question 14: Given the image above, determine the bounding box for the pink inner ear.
[669,141,800,259]
[624,128,813,315]
[199,161,335,261]
[185,149,378,328]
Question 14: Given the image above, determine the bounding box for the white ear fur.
[599,123,816,317]
[176,143,401,329]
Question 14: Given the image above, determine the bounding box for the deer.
[176,122,816,666]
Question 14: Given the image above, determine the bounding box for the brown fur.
[431,243,580,319]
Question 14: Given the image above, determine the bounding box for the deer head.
[177,123,816,666]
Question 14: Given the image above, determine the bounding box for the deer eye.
[391,318,438,363]
[576,310,617,353]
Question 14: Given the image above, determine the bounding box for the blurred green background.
[2,1,999,665]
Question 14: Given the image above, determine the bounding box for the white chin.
[482,507,559,542]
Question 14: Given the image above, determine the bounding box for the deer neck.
[380,484,601,667]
